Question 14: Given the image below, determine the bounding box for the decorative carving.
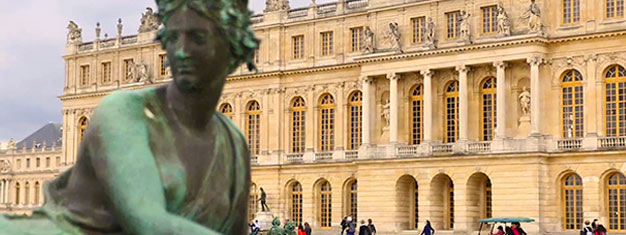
[497,5,511,36]
[384,22,402,52]
[381,97,390,129]
[460,10,472,43]
[264,0,290,12]
[138,7,159,33]
[363,26,375,54]
[522,0,542,33]
[424,17,437,49]
[7,138,16,149]
[519,87,531,116]
[67,21,82,44]
[0,160,10,173]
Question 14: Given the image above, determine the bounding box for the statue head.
[156,0,259,93]
[272,217,281,226]
[285,221,295,231]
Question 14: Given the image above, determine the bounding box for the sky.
[0,0,328,142]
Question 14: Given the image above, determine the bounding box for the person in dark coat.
[358,220,371,235]
[505,222,527,235]
[304,222,312,235]
[367,218,377,235]
[340,217,348,235]
[420,220,435,235]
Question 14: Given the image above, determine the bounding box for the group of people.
[579,219,607,235]
[249,219,312,235]
[340,216,377,235]
[488,222,526,235]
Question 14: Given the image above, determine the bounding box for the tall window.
[347,180,358,221]
[246,101,261,155]
[563,174,583,230]
[348,91,362,150]
[15,183,19,205]
[36,158,40,168]
[34,182,40,205]
[485,179,492,218]
[219,103,233,119]
[292,35,304,59]
[607,172,626,231]
[320,181,332,228]
[412,181,419,229]
[80,65,90,86]
[445,81,459,143]
[446,11,461,39]
[45,157,50,168]
[562,70,584,138]
[563,0,581,24]
[101,62,111,83]
[321,31,333,56]
[26,158,30,168]
[481,5,498,34]
[319,94,335,152]
[605,65,626,136]
[159,54,167,77]
[448,181,455,229]
[350,27,363,52]
[78,117,89,144]
[412,17,426,43]
[411,85,423,145]
[24,182,29,205]
[248,184,258,222]
[123,59,134,81]
[481,77,497,141]
[291,97,306,153]
[606,0,625,19]
[291,182,303,225]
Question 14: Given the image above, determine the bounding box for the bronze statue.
[0,0,259,234]
[259,187,269,211]
[267,217,286,235]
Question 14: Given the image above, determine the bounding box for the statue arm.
[88,91,221,235]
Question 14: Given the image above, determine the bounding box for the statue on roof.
[66,21,82,44]
[265,0,290,12]
[139,7,159,33]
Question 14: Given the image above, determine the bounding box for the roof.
[479,218,535,223]
[16,123,62,149]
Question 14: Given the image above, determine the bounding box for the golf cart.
[477,217,535,235]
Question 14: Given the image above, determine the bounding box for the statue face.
[163,9,231,93]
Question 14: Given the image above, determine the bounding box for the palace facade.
[3,0,626,234]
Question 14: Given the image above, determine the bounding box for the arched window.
[219,103,233,119]
[605,65,626,136]
[14,183,20,205]
[34,182,40,205]
[607,172,626,231]
[448,180,455,229]
[605,0,624,19]
[348,91,363,150]
[346,180,358,221]
[562,70,584,138]
[24,182,30,205]
[319,94,335,152]
[562,0,580,24]
[412,180,419,229]
[291,97,306,153]
[445,82,459,143]
[485,179,492,219]
[319,181,332,228]
[562,174,583,230]
[248,184,258,222]
[290,182,303,225]
[78,117,89,144]
[246,101,261,155]
[410,85,423,145]
[480,77,496,141]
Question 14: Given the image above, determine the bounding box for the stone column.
[361,76,374,147]
[0,181,3,203]
[421,69,434,142]
[494,61,508,139]
[456,65,469,140]
[527,57,542,136]
[387,73,400,144]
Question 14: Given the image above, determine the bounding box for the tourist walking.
[420,220,435,235]
[505,222,527,235]
[581,220,593,235]
[358,220,371,235]
[594,223,607,235]
[345,217,356,235]
[304,222,312,235]
[341,217,348,235]
[298,224,306,235]
[490,226,504,235]
[367,218,377,235]
[591,219,598,231]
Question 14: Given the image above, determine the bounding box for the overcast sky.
[0,0,329,142]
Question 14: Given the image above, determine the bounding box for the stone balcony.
[250,136,626,166]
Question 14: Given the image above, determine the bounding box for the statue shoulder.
[215,113,249,154]
[93,90,151,125]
